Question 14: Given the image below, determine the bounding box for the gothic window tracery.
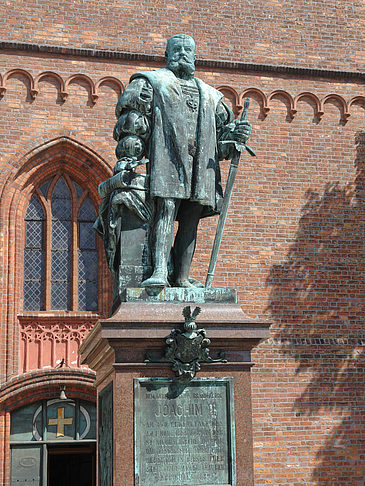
[24,195,45,310]
[23,174,98,311]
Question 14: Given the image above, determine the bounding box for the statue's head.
[165,34,196,79]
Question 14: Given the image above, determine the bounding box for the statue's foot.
[175,277,204,288]
[175,279,195,288]
[188,277,204,288]
[141,273,168,288]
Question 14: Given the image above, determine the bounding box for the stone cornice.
[1,40,364,82]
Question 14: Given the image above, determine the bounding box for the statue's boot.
[141,271,168,288]
[174,278,204,288]
[174,279,194,288]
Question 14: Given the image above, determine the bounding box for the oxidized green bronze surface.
[95,34,253,302]
[145,306,227,383]
[134,377,236,486]
[120,287,237,303]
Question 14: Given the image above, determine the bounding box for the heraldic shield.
[174,332,204,363]
[145,305,226,383]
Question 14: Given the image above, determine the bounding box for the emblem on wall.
[145,306,227,383]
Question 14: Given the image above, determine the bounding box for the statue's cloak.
[130,68,224,212]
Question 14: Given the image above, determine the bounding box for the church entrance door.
[47,444,95,486]
[10,399,97,486]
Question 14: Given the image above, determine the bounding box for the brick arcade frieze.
[0,68,364,123]
[18,315,98,372]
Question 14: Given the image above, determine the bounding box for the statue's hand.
[113,157,138,174]
[113,157,149,175]
[232,120,252,144]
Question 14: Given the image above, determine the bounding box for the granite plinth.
[80,294,270,486]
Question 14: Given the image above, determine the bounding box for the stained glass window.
[24,195,45,310]
[39,179,51,197]
[78,198,98,311]
[23,175,98,311]
[51,178,72,310]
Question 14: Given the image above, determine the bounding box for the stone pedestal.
[80,289,270,486]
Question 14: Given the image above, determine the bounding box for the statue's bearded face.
[166,37,196,78]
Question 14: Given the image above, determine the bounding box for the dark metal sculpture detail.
[95,34,254,305]
[146,306,226,383]
[206,97,256,287]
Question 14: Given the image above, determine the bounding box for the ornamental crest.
[146,306,226,383]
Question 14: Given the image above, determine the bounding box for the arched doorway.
[10,398,96,486]
[0,136,109,484]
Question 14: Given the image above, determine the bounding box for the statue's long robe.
[97,68,235,274]
[130,68,225,212]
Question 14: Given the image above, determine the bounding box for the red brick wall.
[1,0,364,71]
[0,3,364,483]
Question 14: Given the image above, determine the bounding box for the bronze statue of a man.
[104,34,251,289]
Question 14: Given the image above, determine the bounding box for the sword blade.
[205,97,254,288]
[205,147,241,288]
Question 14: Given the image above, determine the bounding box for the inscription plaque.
[134,377,236,486]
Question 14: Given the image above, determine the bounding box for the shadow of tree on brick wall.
[266,132,365,485]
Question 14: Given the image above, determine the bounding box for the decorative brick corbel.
[95,76,124,100]
[34,71,67,102]
[217,85,242,116]
[268,89,296,118]
[320,94,349,122]
[0,73,5,98]
[3,68,36,99]
[293,92,323,120]
[65,73,97,104]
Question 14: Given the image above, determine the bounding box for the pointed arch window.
[24,195,45,310]
[23,175,98,311]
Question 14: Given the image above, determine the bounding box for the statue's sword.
[205,98,256,288]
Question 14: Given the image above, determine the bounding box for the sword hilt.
[222,97,256,156]
[219,140,256,157]
[240,97,250,121]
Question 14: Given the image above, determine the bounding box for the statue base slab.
[111,286,237,313]
[80,297,270,486]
